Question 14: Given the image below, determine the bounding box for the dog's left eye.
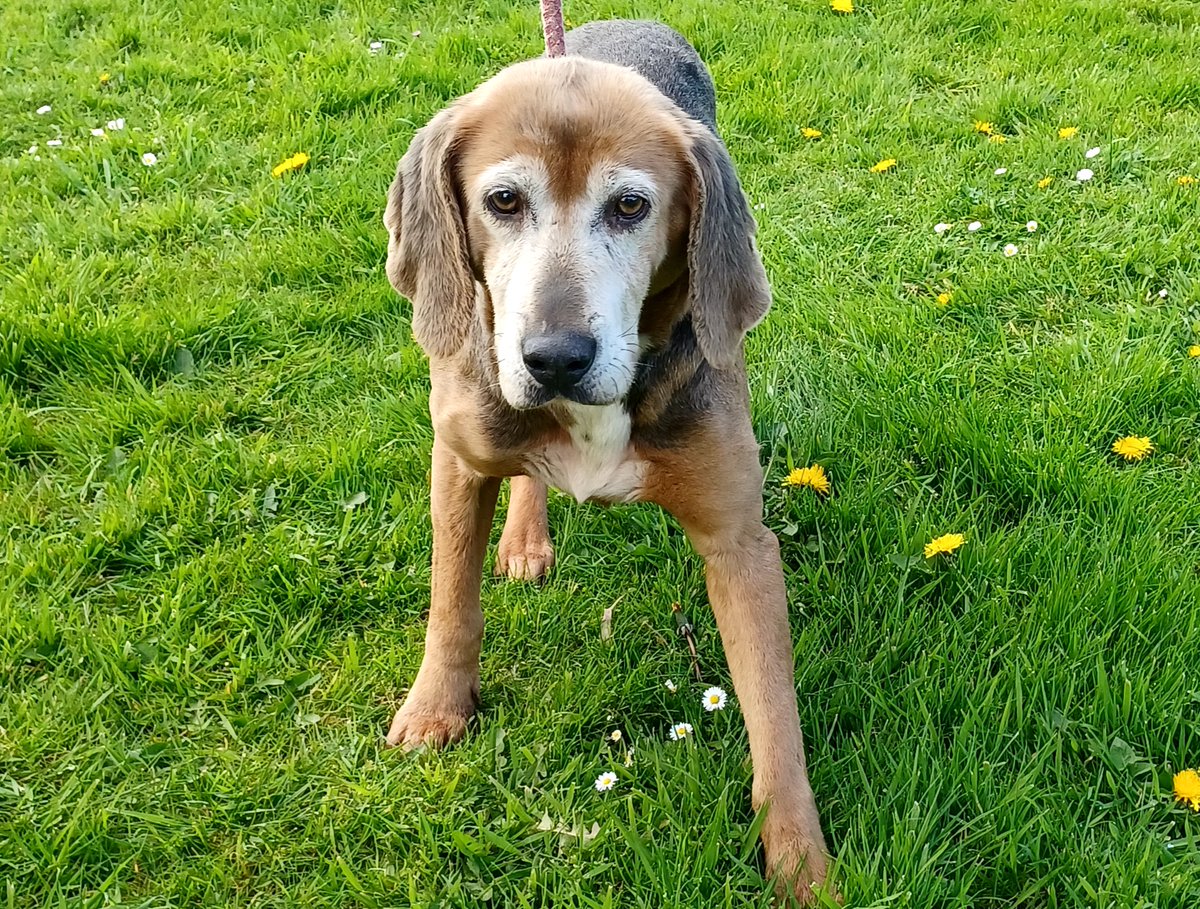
[486,189,522,217]
[611,193,649,222]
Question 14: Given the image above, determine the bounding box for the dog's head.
[384,56,769,409]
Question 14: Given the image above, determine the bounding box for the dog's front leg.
[655,451,834,904]
[387,438,500,749]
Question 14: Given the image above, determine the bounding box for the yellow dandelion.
[936,292,952,307]
[1058,126,1078,139]
[801,127,823,139]
[1176,769,1200,811]
[99,72,111,84]
[271,151,310,178]
[830,0,854,13]
[870,158,897,173]
[1178,175,1196,186]
[1111,436,1153,461]
[988,134,1007,144]
[1188,345,1200,358]
[924,533,965,559]
[782,465,832,495]
[973,120,994,135]
[1037,176,1053,189]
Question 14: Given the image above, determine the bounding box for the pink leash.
[541,0,566,57]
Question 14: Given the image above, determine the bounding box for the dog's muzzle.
[521,331,597,395]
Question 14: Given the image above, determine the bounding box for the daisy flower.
[830,0,854,13]
[973,120,994,135]
[870,158,897,173]
[936,292,953,307]
[369,40,383,53]
[1037,176,1053,189]
[1157,289,1169,299]
[782,464,832,495]
[1179,175,1196,186]
[669,722,694,741]
[1112,436,1153,461]
[934,222,951,235]
[994,167,1007,176]
[801,127,823,139]
[47,139,62,147]
[968,220,982,232]
[595,771,618,792]
[1188,345,1200,359]
[36,104,51,115]
[107,117,125,131]
[924,533,965,558]
[141,152,158,167]
[1174,769,1200,811]
[702,686,728,712]
[1003,244,1018,257]
[90,127,105,137]
[609,729,622,742]
[1076,168,1094,181]
[1026,221,1038,232]
[272,151,310,177]
[1058,126,1078,139]
[664,679,677,693]
[1085,147,1101,159]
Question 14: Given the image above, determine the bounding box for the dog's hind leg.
[494,475,555,581]
[387,439,500,749]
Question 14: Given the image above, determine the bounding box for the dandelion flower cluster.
[988,134,1007,144]
[1188,345,1200,359]
[936,292,952,307]
[595,771,618,792]
[1175,770,1200,811]
[801,127,823,139]
[924,533,965,559]
[272,151,310,177]
[702,687,728,712]
[1112,436,1153,461]
[782,464,832,495]
[1178,175,1196,186]
[1037,176,1053,189]
[99,72,111,84]
[1058,126,1078,139]
[870,158,897,173]
[973,120,994,136]
[830,0,854,13]
[669,722,694,741]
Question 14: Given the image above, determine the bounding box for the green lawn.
[3,0,1200,905]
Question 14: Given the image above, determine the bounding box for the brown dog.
[382,20,833,903]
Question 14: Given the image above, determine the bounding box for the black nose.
[521,332,597,393]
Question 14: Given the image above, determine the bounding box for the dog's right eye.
[486,189,522,217]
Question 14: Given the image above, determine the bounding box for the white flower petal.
[669,722,694,741]
[141,152,158,166]
[27,144,38,155]
[90,128,105,137]
[934,222,951,234]
[1158,288,1169,299]
[1026,220,1038,232]
[664,679,676,692]
[1003,243,1019,257]
[594,771,617,792]
[994,167,1007,176]
[1085,147,1101,159]
[701,686,728,712]
[1076,168,1093,181]
[36,105,51,115]
[107,117,125,131]
[968,221,982,232]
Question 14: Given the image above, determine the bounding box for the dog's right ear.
[384,105,475,359]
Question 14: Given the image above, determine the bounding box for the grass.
[3,0,1200,905]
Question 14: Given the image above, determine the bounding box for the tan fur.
[384,54,835,905]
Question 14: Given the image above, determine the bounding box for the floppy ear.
[384,105,476,359]
[684,126,772,369]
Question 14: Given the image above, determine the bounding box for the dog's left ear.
[684,125,772,370]
[383,104,475,359]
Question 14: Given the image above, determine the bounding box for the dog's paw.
[762,816,839,906]
[385,703,472,750]
[494,533,555,581]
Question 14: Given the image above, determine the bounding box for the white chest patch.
[529,404,643,504]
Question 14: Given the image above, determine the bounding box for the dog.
[382,20,834,903]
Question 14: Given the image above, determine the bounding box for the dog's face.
[385,57,770,410]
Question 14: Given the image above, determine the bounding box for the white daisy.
[412,29,421,37]
[664,679,677,693]
[994,167,1007,176]
[934,222,951,235]
[36,105,51,115]
[1085,147,1101,159]
[669,722,694,741]
[27,144,37,155]
[141,152,158,166]
[1003,243,1019,257]
[106,117,125,131]
[968,221,982,232]
[701,686,728,712]
[609,729,622,743]
[90,128,105,137]
[1158,288,1169,299]
[369,40,383,53]
[1026,220,1038,232]
[47,139,63,147]
[594,771,617,792]
[1076,168,1094,181]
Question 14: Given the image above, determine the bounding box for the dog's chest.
[528,404,643,504]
